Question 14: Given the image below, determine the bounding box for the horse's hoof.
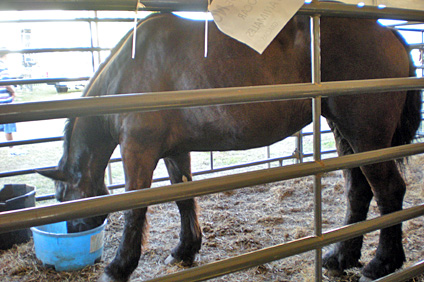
[97,273,126,282]
[358,276,373,282]
[165,253,198,266]
[97,273,112,282]
[165,254,180,265]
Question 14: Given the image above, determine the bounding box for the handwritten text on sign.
[209,0,304,54]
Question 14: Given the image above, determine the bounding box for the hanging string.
[204,0,211,58]
[132,0,146,59]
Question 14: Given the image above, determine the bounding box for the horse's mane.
[58,118,76,168]
[82,13,158,97]
[61,16,162,165]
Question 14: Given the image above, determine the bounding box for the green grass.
[14,84,81,103]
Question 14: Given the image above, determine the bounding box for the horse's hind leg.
[359,161,406,281]
[323,123,373,274]
[324,118,407,281]
[164,153,202,265]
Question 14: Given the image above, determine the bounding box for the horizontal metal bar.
[139,0,208,12]
[0,168,38,178]
[1,77,423,124]
[107,154,299,191]
[0,0,205,11]
[0,18,135,24]
[0,129,335,180]
[375,260,424,282]
[0,77,90,87]
[0,136,62,148]
[0,0,423,21]
[0,165,57,178]
[0,1,423,22]
[299,2,424,21]
[301,150,337,159]
[299,129,332,137]
[0,0,141,11]
[395,28,424,33]
[394,21,424,27]
[106,150,338,191]
[1,148,336,197]
[36,194,55,201]
[0,47,110,56]
[146,204,424,282]
[0,143,422,233]
[409,43,424,49]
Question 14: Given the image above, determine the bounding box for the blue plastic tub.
[31,219,107,271]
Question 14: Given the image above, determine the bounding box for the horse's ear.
[37,169,67,181]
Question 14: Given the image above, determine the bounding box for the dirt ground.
[0,155,423,282]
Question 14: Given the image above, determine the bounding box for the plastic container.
[0,184,36,250]
[31,219,107,271]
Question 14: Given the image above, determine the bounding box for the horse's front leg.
[164,153,202,265]
[99,208,148,282]
[99,147,158,282]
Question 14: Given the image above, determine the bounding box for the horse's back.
[91,14,415,153]
[100,14,314,150]
[321,17,410,81]
[320,17,414,150]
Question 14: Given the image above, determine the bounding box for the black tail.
[391,29,422,147]
[391,67,422,147]
[392,88,422,147]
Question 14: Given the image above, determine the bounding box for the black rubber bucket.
[0,184,36,250]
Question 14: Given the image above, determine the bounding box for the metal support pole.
[210,151,214,170]
[107,164,114,194]
[94,11,102,70]
[311,11,323,282]
[88,19,95,73]
[267,146,271,168]
[293,131,304,164]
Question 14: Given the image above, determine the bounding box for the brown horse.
[39,12,421,282]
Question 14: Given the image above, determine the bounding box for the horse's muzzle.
[66,214,108,233]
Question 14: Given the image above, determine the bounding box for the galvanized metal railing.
[1,2,424,282]
[2,77,423,123]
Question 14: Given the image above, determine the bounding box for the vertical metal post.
[107,164,114,194]
[210,151,214,170]
[90,11,113,192]
[311,10,323,282]
[88,16,96,73]
[294,130,304,164]
[267,146,271,168]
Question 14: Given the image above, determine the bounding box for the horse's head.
[38,168,109,233]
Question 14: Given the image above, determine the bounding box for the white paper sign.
[209,0,305,54]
